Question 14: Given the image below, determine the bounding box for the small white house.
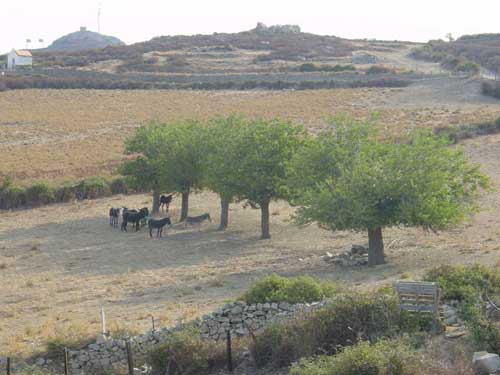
[7,49,32,70]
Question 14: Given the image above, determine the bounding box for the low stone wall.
[200,300,325,340]
[68,328,173,374]
[48,300,325,374]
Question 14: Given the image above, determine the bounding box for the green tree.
[235,119,306,239]
[290,118,489,265]
[204,115,247,230]
[121,120,206,220]
[120,125,165,213]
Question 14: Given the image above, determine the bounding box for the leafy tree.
[290,118,489,265]
[234,119,306,239]
[204,115,247,230]
[121,125,165,213]
[121,120,206,220]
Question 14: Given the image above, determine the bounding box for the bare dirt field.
[2,80,500,185]
[1,81,500,358]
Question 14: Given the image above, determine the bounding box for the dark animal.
[121,207,149,232]
[160,194,173,212]
[184,213,212,230]
[148,217,172,238]
[109,208,121,228]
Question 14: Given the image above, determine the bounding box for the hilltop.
[46,27,125,52]
[34,23,354,72]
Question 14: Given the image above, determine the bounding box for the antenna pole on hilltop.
[98,2,102,33]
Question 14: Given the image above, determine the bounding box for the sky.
[2,0,500,53]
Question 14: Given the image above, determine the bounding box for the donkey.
[121,207,149,232]
[160,194,173,212]
[184,213,212,231]
[109,207,121,228]
[148,217,172,238]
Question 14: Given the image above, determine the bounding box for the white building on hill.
[7,49,32,70]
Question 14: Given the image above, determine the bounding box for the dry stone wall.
[39,300,325,374]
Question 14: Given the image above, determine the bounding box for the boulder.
[472,352,500,374]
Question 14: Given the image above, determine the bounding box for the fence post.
[126,340,134,375]
[151,316,155,332]
[226,331,233,373]
[63,347,69,375]
[6,357,10,375]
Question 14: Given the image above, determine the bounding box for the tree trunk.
[368,227,385,266]
[218,199,229,231]
[180,190,189,222]
[260,200,271,239]
[152,190,160,215]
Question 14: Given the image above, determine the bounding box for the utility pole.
[98,2,102,33]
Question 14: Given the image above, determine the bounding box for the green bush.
[25,183,55,206]
[468,315,500,354]
[0,184,27,209]
[110,177,129,194]
[76,177,111,199]
[242,274,336,304]
[251,291,400,368]
[148,326,228,375]
[290,339,419,375]
[424,264,500,304]
[54,184,76,202]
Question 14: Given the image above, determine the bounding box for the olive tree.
[290,118,489,265]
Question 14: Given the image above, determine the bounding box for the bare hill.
[46,27,125,52]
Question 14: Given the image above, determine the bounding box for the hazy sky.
[2,0,500,53]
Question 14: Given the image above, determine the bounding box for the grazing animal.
[109,208,121,228]
[184,213,212,230]
[160,194,173,212]
[148,217,172,238]
[121,207,149,232]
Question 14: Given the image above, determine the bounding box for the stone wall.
[42,300,325,374]
[200,300,325,340]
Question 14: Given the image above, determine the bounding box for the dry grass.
[1,84,500,185]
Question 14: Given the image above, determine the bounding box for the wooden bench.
[394,281,441,330]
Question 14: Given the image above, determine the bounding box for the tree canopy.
[290,117,489,265]
[120,120,206,220]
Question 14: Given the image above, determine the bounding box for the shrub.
[148,326,228,375]
[0,183,27,209]
[76,177,111,199]
[424,264,500,304]
[54,184,76,202]
[251,291,400,368]
[467,315,500,353]
[290,339,419,375]
[366,65,393,74]
[25,183,55,206]
[242,274,336,304]
[110,177,129,195]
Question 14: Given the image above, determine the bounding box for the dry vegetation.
[2,80,500,185]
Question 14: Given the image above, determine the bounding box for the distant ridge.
[47,27,125,51]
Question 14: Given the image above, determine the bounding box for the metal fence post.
[6,357,11,375]
[226,331,233,372]
[64,347,69,375]
[126,340,134,375]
